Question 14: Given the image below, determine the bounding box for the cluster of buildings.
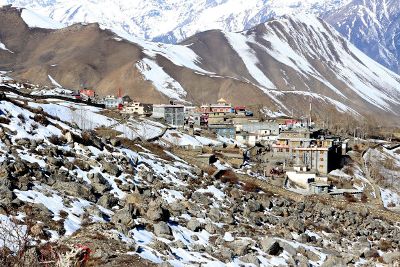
[38,85,356,195]
[68,90,347,185]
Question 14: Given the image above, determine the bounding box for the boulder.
[247,200,261,212]
[110,138,120,147]
[382,252,400,264]
[146,200,168,222]
[260,237,282,256]
[363,249,379,259]
[97,194,119,209]
[208,208,221,221]
[229,240,251,256]
[240,253,260,267]
[101,161,121,177]
[187,218,202,232]
[153,221,171,236]
[111,207,134,228]
[53,182,94,201]
[321,255,346,267]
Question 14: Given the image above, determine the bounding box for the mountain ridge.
[3,0,400,74]
[1,6,400,125]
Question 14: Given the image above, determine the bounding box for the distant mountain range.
[1,6,400,124]
[1,0,400,73]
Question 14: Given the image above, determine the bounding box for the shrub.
[17,114,26,123]
[360,193,368,203]
[33,114,49,126]
[48,135,67,146]
[379,239,393,252]
[242,181,260,192]
[0,116,11,124]
[343,192,357,202]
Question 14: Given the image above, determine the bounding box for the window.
[320,158,324,161]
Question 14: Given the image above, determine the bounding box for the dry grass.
[95,127,122,139]
[344,193,357,203]
[379,239,393,252]
[242,180,260,192]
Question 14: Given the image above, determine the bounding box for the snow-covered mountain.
[0,0,350,42]
[2,0,400,74]
[323,0,400,73]
[1,6,400,124]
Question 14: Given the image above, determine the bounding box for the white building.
[102,95,122,109]
[121,101,145,115]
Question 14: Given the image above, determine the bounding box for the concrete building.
[121,101,145,115]
[236,122,279,146]
[200,98,232,113]
[272,130,342,175]
[152,104,185,126]
[208,123,236,139]
[102,95,122,109]
[242,122,280,136]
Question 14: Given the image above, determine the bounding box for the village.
[1,75,400,266]
[54,87,370,199]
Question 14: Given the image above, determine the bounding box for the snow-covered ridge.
[0,0,351,42]
[219,14,400,112]
[20,7,63,29]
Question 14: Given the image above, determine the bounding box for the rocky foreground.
[0,94,399,266]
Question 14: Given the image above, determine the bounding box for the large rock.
[146,200,169,222]
[321,255,346,267]
[229,240,251,256]
[101,161,121,177]
[97,194,119,209]
[260,237,282,256]
[288,219,305,234]
[53,182,93,201]
[111,207,134,233]
[208,208,221,221]
[89,173,112,193]
[382,252,400,264]
[153,221,171,236]
[247,200,261,212]
[240,253,260,266]
[187,218,202,232]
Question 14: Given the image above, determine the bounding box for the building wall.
[242,122,279,136]
[165,106,184,126]
[152,106,166,119]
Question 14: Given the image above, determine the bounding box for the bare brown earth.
[1,6,400,124]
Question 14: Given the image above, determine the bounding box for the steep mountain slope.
[1,6,400,124]
[0,0,351,42]
[323,0,400,73]
[3,0,400,75]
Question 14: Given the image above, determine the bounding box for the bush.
[33,114,49,126]
[360,193,368,203]
[379,239,393,252]
[242,181,260,192]
[0,116,11,124]
[343,192,357,202]
[17,114,26,123]
[48,135,67,146]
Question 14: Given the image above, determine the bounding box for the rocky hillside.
[0,77,400,266]
[1,6,400,124]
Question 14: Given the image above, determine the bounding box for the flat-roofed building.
[152,104,185,126]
